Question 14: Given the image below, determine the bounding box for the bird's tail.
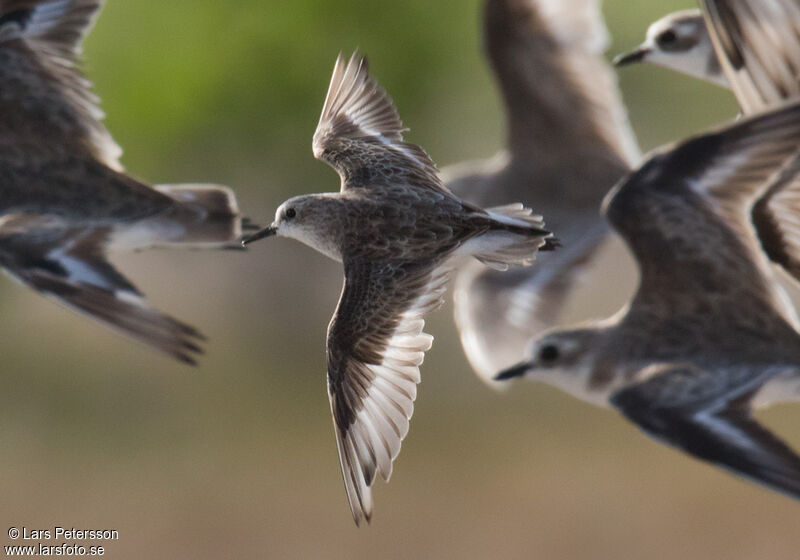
[472,203,555,270]
[112,184,256,250]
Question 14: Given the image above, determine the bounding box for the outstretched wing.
[312,52,447,195]
[483,0,640,170]
[326,257,450,525]
[700,0,800,115]
[604,100,800,319]
[612,364,800,500]
[0,215,205,364]
[446,0,634,382]
[0,0,121,169]
[696,1,800,292]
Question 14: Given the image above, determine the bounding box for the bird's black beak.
[494,361,531,381]
[241,223,277,246]
[613,46,650,67]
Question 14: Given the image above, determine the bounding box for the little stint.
[244,52,552,524]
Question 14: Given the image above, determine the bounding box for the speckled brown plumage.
[245,52,552,525]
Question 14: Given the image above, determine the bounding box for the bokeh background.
[1,1,798,558]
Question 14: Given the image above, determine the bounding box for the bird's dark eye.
[657,30,677,46]
[539,344,559,364]
[285,208,296,219]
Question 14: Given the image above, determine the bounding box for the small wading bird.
[615,0,800,114]
[443,0,639,382]
[613,9,729,88]
[497,100,800,500]
[243,52,552,525]
[616,0,800,288]
[0,0,251,364]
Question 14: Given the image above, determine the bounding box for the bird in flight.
[0,0,251,364]
[497,100,800,501]
[613,9,729,88]
[443,0,639,383]
[615,0,800,113]
[616,0,800,289]
[244,52,552,525]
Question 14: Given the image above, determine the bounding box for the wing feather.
[327,258,449,525]
[0,0,121,169]
[312,52,445,193]
[752,152,800,283]
[604,100,800,316]
[0,218,204,364]
[612,364,800,500]
[701,0,800,115]
[0,0,102,53]
[694,1,800,293]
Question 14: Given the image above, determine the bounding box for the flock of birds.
[3,0,800,527]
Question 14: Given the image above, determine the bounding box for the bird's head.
[494,327,602,390]
[242,194,343,260]
[614,10,727,88]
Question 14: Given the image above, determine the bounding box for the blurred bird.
[496,101,800,501]
[243,52,552,525]
[615,1,800,114]
[700,0,800,113]
[613,9,729,88]
[0,0,251,364]
[617,0,800,287]
[443,0,640,383]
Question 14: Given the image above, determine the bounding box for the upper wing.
[604,100,800,317]
[612,364,800,500]
[0,0,121,169]
[312,52,447,195]
[447,0,632,383]
[698,1,800,290]
[752,151,800,283]
[700,0,800,115]
[483,0,640,169]
[326,257,450,525]
[0,215,205,364]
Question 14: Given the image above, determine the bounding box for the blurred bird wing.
[530,0,609,51]
[0,0,103,53]
[311,52,450,196]
[752,152,800,285]
[326,257,450,525]
[483,0,639,174]
[604,100,800,316]
[0,216,205,364]
[0,1,121,169]
[455,218,605,382]
[612,363,800,500]
[533,0,640,163]
[1,155,172,221]
[689,0,800,297]
[701,0,800,115]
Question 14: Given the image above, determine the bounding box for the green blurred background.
[1,1,798,558]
